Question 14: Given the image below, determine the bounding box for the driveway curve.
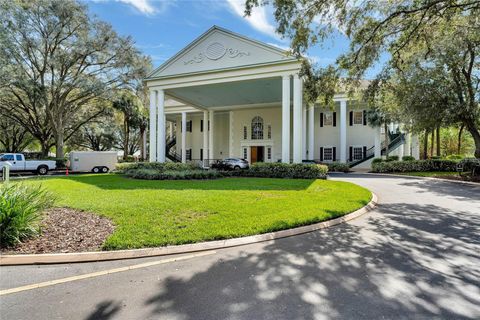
[1,173,479,319]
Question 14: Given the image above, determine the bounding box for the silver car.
[221,158,249,170]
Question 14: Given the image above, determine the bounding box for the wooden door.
[251,146,258,163]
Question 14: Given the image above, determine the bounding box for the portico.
[145,26,310,164]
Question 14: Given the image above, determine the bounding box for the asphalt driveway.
[1,174,479,319]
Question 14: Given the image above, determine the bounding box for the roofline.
[145,25,295,79]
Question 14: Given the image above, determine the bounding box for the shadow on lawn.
[59,174,318,191]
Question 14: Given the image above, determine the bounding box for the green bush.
[324,162,350,173]
[372,158,383,164]
[125,168,219,180]
[445,154,464,160]
[385,156,399,162]
[402,156,416,161]
[372,159,458,173]
[116,162,197,173]
[245,163,328,179]
[0,183,54,247]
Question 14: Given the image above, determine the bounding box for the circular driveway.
[1,174,479,319]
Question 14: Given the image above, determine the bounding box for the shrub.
[0,183,54,247]
[116,162,197,173]
[324,162,350,173]
[125,168,219,180]
[402,156,415,161]
[371,159,458,173]
[372,158,383,164]
[445,154,464,160]
[385,156,399,162]
[245,163,328,179]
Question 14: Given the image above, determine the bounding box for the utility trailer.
[68,151,118,173]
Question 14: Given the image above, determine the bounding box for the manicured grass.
[396,171,459,177]
[24,175,371,250]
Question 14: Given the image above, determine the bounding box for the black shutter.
[349,111,353,126]
[333,147,336,161]
[200,149,203,161]
[188,148,192,161]
[333,112,337,127]
[349,146,353,161]
[320,147,324,161]
[320,113,324,127]
[363,146,367,158]
[189,120,193,132]
[200,120,203,132]
[363,110,367,125]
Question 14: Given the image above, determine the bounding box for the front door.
[250,146,264,163]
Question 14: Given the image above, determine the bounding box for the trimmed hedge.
[402,156,415,161]
[244,163,328,179]
[116,162,197,173]
[324,162,350,173]
[372,159,458,173]
[372,158,383,164]
[125,168,220,180]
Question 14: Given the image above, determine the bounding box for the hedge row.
[116,162,197,173]
[371,159,458,173]
[323,162,350,173]
[119,162,328,180]
[125,168,220,180]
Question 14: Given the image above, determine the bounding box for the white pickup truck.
[0,153,56,175]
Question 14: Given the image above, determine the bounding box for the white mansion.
[145,26,419,168]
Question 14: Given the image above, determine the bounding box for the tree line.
[0,0,151,160]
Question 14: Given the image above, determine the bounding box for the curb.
[362,172,480,187]
[0,193,377,266]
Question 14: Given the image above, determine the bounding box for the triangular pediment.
[146,26,295,79]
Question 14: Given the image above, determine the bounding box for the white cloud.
[117,0,156,14]
[226,0,280,40]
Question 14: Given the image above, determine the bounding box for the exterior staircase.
[349,133,405,167]
[165,134,181,162]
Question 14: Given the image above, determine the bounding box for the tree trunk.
[430,129,435,158]
[55,131,64,159]
[423,129,428,159]
[123,118,129,160]
[40,140,50,158]
[457,124,464,155]
[464,120,480,159]
[436,126,441,157]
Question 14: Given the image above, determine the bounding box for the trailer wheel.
[37,165,48,175]
[92,167,100,173]
[101,166,109,173]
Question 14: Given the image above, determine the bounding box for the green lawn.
[25,175,371,250]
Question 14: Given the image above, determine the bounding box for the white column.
[374,126,381,159]
[398,139,404,160]
[404,132,411,157]
[203,111,209,166]
[156,90,165,162]
[208,110,214,162]
[281,75,291,163]
[293,74,303,163]
[411,134,420,159]
[308,105,315,160]
[340,100,347,163]
[149,90,157,162]
[302,104,307,160]
[181,112,186,163]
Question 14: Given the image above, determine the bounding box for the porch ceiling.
[166,77,283,110]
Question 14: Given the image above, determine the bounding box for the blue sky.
[86,0,365,76]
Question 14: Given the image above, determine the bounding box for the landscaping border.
[0,193,377,266]
[363,172,480,187]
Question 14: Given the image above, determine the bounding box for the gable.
[147,26,296,79]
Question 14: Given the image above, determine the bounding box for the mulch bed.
[1,208,115,254]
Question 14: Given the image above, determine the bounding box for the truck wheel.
[37,165,48,175]
[101,167,109,173]
[92,167,100,173]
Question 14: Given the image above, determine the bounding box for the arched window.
[251,116,264,140]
